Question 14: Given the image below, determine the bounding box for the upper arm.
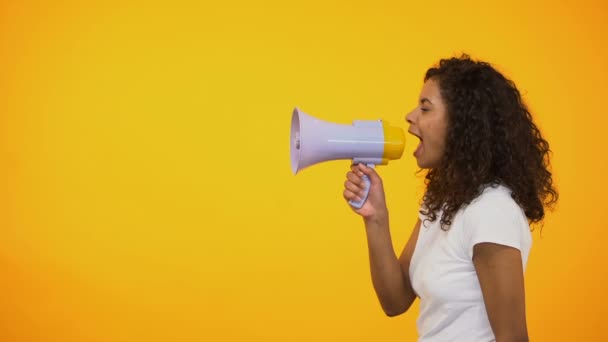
[398,219,421,295]
[473,242,529,341]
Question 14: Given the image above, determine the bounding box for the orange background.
[1,0,606,341]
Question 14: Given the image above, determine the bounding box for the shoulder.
[464,184,525,221]
[459,184,531,260]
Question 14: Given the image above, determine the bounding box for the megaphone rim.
[290,107,302,174]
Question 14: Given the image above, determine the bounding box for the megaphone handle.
[348,164,375,209]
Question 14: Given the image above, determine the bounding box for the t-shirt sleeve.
[463,189,529,260]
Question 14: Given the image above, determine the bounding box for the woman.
[343,55,558,341]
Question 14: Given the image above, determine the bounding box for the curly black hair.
[420,54,558,230]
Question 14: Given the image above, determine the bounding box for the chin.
[416,160,429,169]
[416,157,439,169]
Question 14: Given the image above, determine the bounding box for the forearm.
[364,214,416,316]
[495,334,529,342]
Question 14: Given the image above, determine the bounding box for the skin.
[405,78,449,169]
[343,78,529,341]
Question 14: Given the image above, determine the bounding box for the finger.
[351,164,365,176]
[358,164,381,184]
[346,171,364,186]
[343,189,362,202]
[344,180,363,194]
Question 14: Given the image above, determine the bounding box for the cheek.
[434,116,449,142]
[438,123,448,144]
[428,120,449,152]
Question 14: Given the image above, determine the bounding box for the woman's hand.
[343,163,389,222]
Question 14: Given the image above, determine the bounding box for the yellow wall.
[1,0,606,340]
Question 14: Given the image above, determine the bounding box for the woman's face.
[405,78,449,169]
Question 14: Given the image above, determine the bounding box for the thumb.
[357,164,382,186]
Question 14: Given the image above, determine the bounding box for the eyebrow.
[420,98,433,105]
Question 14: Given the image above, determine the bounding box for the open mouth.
[408,131,421,140]
[408,130,423,157]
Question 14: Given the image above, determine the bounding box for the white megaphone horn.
[290,107,405,208]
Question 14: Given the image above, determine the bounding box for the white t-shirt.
[409,184,532,342]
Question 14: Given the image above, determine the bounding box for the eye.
[421,107,430,112]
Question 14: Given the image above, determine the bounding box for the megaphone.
[290,107,405,208]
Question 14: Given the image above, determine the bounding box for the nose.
[405,108,416,124]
